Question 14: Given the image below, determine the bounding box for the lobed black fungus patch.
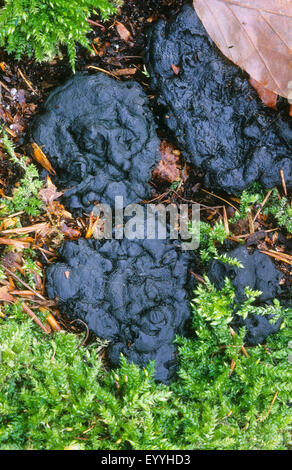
[32,73,161,214]
[208,245,283,345]
[46,237,192,383]
[145,5,292,194]
[231,314,283,347]
[208,246,283,303]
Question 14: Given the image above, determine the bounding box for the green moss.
[0,131,43,216]
[0,0,116,70]
[163,280,292,450]
[0,304,171,450]
[231,183,292,234]
[1,283,291,450]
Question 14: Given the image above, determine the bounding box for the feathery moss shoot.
[0,0,116,70]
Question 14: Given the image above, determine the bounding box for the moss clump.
[0,0,116,70]
[1,282,291,450]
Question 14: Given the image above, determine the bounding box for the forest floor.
[0,0,291,336]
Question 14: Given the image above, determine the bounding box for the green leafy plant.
[0,131,43,216]
[0,0,116,70]
[20,250,42,288]
[265,191,292,233]
[194,220,243,266]
[231,183,264,221]
[163,279,292,450]
[231,184,292,234]
[0,304,171,450]
[1,281,291,450]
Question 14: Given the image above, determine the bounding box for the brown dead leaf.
[249,77,277,109]
[61,223,81,240]
[39,177,63,207]
[113,68,137,77]
[32,143,56,175]
[0,285,15,303]
[0,237,31,248]
[152,141,187,185]
[193,0,292,98]
[116,22,131,42]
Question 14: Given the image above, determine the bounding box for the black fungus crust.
[231,314,283,347]
[32,72,161,214]
[46,237,191,383]
[145,5,292,194]
[208,246,283,303]
[208,245,283,344]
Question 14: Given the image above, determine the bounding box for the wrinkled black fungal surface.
[208,246,283,344]
[231,314,283,347]
[146,5,292,194]
[46,237,191,383]
[32,73,160,214]
[208,246,283,303]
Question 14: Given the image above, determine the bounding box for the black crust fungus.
[208,245,283,345]
[32,73,161,214]
[231,314,283,347]
[145,5,292,194]
[46,237,192,383]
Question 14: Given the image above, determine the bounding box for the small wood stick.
[229,359,236,376]
[280,169,287,196]
[22,303,49,334]
[266,391,278,418]
[253,189,272,223]
[222,205,230,235]
[230,327,249,358]
[2,265,46,300]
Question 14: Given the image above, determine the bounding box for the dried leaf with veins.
[39,177,63,207]
[249,77,278,109]
[193,0,292,98]
[0,285,15,303]
[152,141,185,185]
[61,223,81,240]
[116,21,131,42]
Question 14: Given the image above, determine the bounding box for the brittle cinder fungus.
[208,245,284,345]
[32,73,161,214]
[46,237,192,383]
[146,5,292,194]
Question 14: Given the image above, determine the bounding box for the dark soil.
[0,155,23,197]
